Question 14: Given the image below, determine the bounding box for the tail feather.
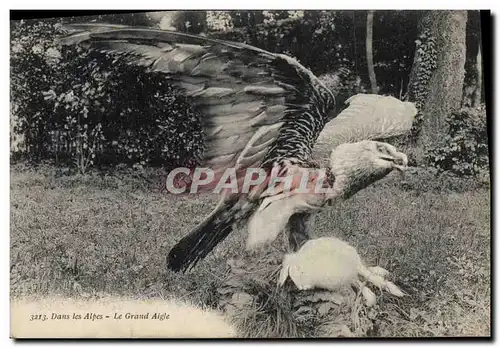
[167,197,256,273]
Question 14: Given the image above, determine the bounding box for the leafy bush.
[11,19,203,173]
[425,106,489,176]
[10,19,61,161]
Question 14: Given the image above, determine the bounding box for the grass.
[10,162,491,337]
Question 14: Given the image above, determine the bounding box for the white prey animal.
[278,237,405,307]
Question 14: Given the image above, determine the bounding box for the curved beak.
[391,152,408,172]
[379,151,408,172]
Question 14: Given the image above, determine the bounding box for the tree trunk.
[366,10,377,94]
[473,41,483,107]
[407,10,468,146]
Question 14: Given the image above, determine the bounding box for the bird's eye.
[376,144,388,154]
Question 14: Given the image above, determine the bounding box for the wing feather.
[313,94,418,165]
[60,24,336,172]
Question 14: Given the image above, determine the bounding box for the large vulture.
[60,24,417,273]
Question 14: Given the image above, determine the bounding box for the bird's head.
[328,140,408,199]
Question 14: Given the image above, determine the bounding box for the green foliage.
[410,28,438,110]
[408,28,438,139]
[425,107,489,176]
[229,10,265,28]
[211,11,342,75]
[10,19,61,160]
[11,11,482,174]
[209,10,417,99]
[209,11,367,106]
[11,19,203,173]
[171,11,207,34]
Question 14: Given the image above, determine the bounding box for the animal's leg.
[355,280,377,307]
[357,265,405,297]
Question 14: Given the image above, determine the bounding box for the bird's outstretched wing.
[59,24,336,173]
[313,94,418,165]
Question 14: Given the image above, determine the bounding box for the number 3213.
[30,314,47,321]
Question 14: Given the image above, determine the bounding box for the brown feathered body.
[59,24,413,273]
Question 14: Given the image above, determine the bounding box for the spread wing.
[59,24,336,173]
[313,94,418,165]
